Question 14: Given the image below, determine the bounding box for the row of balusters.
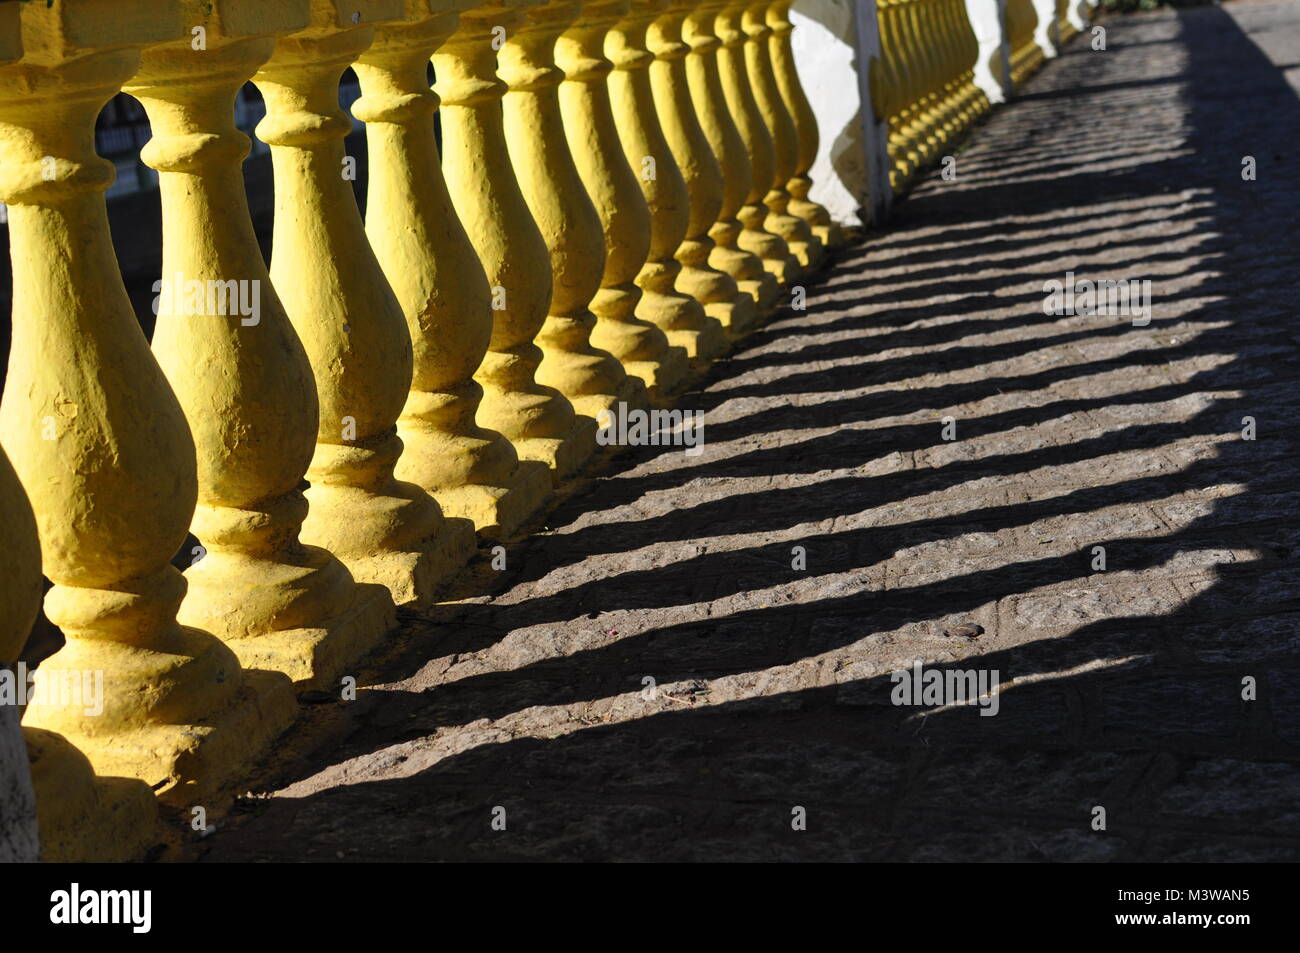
[873,0,1086,193]
[873,0,989,192]
[0,0,988,860]
[1008,0,1085,88]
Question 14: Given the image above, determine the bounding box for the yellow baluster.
[502,0,651,419]
[353,2,553,539]
[741,0,822,269]
[130,2,394,688]
[1008,0,1028,84]
[715,0,800,282]
[0,0,296,803]
[556,0,692,398]
[252,1,471,608]
[1012,0,1045,84]
[436,2,597,478]
[649,0,759,336]
[682,0,780,317]
[766,0,844,247]
[1007,0,1023,84]
[608,0,729,362]
[890,0,925,190]
[0,15,155,861]
[935,0,965,132]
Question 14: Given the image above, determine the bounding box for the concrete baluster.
[435,1,597,477]
[0,0,297,803]
[715,0,800,281]
[252,0,475,608]
[766,0,844,247]
[741,0,823,269]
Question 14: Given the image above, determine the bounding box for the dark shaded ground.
[198,2,1300,861]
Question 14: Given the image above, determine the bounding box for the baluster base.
[568,375,653,423]
[303,478,477,610]
[26,646,296,809]
[623,353,691,401]
[588,287,693,399]
[324,517,479,610]
[430,461,554,542]
[513,420,601,480]
[219,587,395,691]
[732,273,782,322]
[707,226,783,321]
[789,186,845,248]
[221,592,396,693]
[182,550,397,691]
[26,727,161,862]
[703,296,760,337]
[536,313,653,420]
[736,226,801,285]
[394,386,554,540]
[472,376,601,479]
[638,291,730,362]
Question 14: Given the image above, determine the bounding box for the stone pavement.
[200,1,1300,862]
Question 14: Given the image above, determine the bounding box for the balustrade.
[0,0,1058,860]
[873,0,988,193]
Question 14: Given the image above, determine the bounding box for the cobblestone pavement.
[201,2,1300,862]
